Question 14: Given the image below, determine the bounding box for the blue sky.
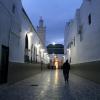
[22,0,82,45]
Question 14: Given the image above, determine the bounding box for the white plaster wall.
[19,10,30,63]
[75,0,100,63]
[0,0,35,63]
[9,0,22,63]
[65,0,100,64]
[0,2,11,47]
[64,20,77,63]
[0,0,47,63]
[35,36,41,62]
[64,22,69,60]
[0,0,22,63]
[19,10,42,63]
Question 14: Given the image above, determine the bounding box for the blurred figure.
[62,60,70,84]
[41,60,43,71]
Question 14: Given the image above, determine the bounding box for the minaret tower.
[37,17,46,46]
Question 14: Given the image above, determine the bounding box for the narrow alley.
[0,70,100,100]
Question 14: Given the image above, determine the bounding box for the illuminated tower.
[37,17,46,46]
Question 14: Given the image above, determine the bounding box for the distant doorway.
[24,34,29,62]
[54,61,59,69]
[0,45,9,84]
[25,34,28,49]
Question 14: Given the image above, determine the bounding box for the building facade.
[0,0,49,84]
[0,0,23,83]
[20,9,48,64]
[64,0,100,64]
[0,0,22,64]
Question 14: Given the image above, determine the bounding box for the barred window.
[88,14,91,25]
[12,4,16,14]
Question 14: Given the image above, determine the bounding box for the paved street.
[0,70,100,100]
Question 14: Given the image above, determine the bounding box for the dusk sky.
[22,0,82,45]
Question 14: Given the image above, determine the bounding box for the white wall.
[0,2,11,47]
[76,0,100,63]
[64,20,77,63]
[0,0,48,64]
[19,9,44,63]
[65,0,100,64]
[0,0,22,63]
[9,0,22,63]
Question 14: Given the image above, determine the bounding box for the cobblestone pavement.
[0,70,100,100]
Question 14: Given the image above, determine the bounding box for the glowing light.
[47,79,50,82]
[38,44,40,48]
[44,52,47,56]
[41,91,44,94]
[52,42,56,45]
[28,32,33,36]
[40,48,45,52]
[35,44,41,48]
[67,49,71,55]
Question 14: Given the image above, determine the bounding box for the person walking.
[63,60,70,84]
[41,60,43,71]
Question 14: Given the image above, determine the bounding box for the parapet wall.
[8,62,47,84]
[71,61,100,84]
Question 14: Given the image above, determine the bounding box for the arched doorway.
[24,34,29,62]
[53,57,59,69]
[54,60,59,69]
[25,34,28,49]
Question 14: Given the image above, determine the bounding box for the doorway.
[0,45,9,84]
[54,61,59,69]
[24,34,29,62]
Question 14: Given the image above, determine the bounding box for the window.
[88,14,91,25]
[12,4,16,14]
[74,37,75,46]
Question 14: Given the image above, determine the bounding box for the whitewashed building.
[64,0,100,64]
[0,0,22,64]
[20,9,49,64]
[0,0,48,64]
[0,0,23,83]
[0,0,49,84]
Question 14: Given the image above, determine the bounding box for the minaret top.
[40,16,43,21]
[39,16,44,27]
